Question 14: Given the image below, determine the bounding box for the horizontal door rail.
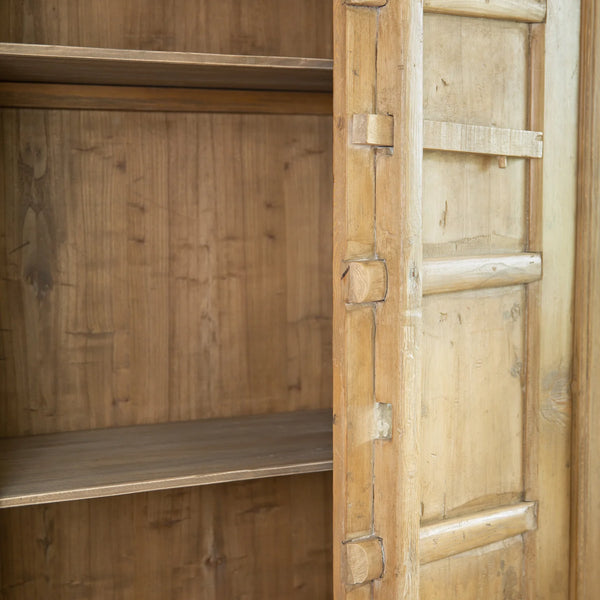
[424,120,543,158]
[423,253,542,295]
[420,502,537,564]
[423,0,546,22]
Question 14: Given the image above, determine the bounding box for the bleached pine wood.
[571,0,600,597]
[420,503,537,565]
[0,410,332,508]
[333,2,381,597]
[344,260,387,304]
[424,120,542,158]
[422,253,542,295]
[351,114,394,147]
[0,43,333,91]
[373,0,423,598]
[523,3,581,599]
[423,0,546,22]
[345,539,384,584]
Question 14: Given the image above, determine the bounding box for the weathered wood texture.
[420,537,526,599]
[0,473,333,600]
[372,1,423,598]
[0,110,332,436]
[571,0,600,597]
[423,0,546,22]
[0,0,332,58]
[420,502,536,565]
[423,15,528,259]
[0,83,333,115]
[523,3,580,599]
[0,410,332,508]
[422,253,541,295]
[0,44,333,91]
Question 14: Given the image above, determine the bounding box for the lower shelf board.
[0,409,332,508]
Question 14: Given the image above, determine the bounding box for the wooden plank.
[422,253,542,295]
[423,0,546,22]
[0,82,333,115]
[372,0,423,598]
[0,474,333,600]
[332,2,379,598]
[420,503,536,565]
[571,0,600,597]
[523,2,581,598]
[424,120,542,158]
[0,43,333,91]
[0,409,332,508]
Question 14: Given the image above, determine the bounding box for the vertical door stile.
[333,0,423,598]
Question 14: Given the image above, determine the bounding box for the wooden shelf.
[0,43,333,92]
[0,409,332,508]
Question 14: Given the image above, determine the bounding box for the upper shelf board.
[0,43,334,92]
[0,409,332,508]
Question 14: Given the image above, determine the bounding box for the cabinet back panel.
[0,109,332,436]
[0,473,333,600]
[0,0,333,58]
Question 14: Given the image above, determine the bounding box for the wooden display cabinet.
[1,1,598,599]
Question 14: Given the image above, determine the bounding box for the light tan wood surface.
[0,109,332,436]
[423,0,546,21]
[0,410,332,508]
[0,82,333,115]
[343,261,387,304]
[0,0,333,58]
[422,253,542,295]
[420,503,536,565]
[0,474,333,600]
[0,44,333,91]
[571,0,600,597]
[424,120,542,158]
[344,539,384,585]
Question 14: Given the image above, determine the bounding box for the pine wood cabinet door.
[332,1,580,598]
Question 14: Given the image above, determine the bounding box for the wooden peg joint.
[344,260,388,304]
[352,114,394,147]
[344,538,384,585]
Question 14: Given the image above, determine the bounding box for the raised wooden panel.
[420,536,525,600]
[0,473,333,600]
[423,152,526,257]
[0,109,332,436]
[420,287,525,521]
[424,15,529,128]
[0,0,333,58]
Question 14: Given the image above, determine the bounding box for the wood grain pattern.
[0,82,333,115]
[0,44,333,91]
[424,120,543,158]
[420,502,536,565]
[372,0,423,598]
[421,287,525,522]
[423,0,546,22]
[523,2,580,599]
[0,0,333,58]
[420,536,525,600]
[422,253,542,295]
[0,410,332,508]
[0,474,333,600]
[571,0,600,597]
[0,109,332,436]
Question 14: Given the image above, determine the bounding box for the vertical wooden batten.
[571,0,600,597]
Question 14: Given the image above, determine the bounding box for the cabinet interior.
[0,1,334,598]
